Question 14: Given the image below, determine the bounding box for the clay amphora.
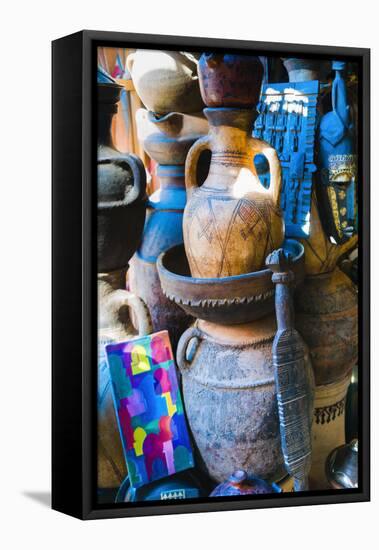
[183,107,284,277]
[126,50,204,114]
[129,110,209,348]
[198,53,263,108]
[97,82,147,272]
[176,316,288,483]
[97,271,152,491]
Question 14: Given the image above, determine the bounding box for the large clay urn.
[176,316,288,483]
[126,50,204,114]
[295,266,357,489]
[128,109,209,348]
[183,107,284,277]
[97,81,147,272]
[97,271,152,493]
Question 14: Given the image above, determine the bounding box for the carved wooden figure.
[266,249,314,491]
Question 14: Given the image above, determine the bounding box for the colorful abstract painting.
[105,330,194,488]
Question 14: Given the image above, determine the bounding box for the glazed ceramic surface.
[184,108,284,278]
[126,50,204,114]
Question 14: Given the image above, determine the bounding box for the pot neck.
[204,108,257,169]
[156,164,185,190]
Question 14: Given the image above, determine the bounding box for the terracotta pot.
[309,375,351,489]
[97,273,152,490]
[129,110,209,349]
[97,83,147,272]
[176,316,287,483]
[126,50,204,114]
[183,107,284,278]
[295,267,357,386]
[198,53,263,108]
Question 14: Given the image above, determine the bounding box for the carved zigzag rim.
[162,288,275,308]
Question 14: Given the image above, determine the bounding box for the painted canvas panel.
[105,330,194,488]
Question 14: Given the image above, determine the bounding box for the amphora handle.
[185,135,211,197]
[251,137,282,208]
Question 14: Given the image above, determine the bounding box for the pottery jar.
[295,267,357,387]
[309,374,352,489]
[176,316,287,483]
[97,82,147,272]
[198,53,263,108]
[126,50,204,114]
[129,110,209,349]
[183,107,284,278]
[97,273,152,491]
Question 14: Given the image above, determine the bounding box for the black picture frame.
[52,30,370,520]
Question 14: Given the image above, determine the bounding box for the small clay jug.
[126,50,204,114]
[97,81,147,272]
[183,108,284,278]
[198,53,263,108]
[176,316,286,483]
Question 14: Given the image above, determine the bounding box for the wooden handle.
[251,137,282,208]
[185,135,211,196]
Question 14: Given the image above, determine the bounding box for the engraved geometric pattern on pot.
[314,398,346,425]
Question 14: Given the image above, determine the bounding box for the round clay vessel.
[126,50,204,114]
[97,273,152,490]
[129,109,209,348]
[176,316,288,483]
[183,107,284,278]
[198,53,263,108]
[157,239,304,324]
[97,82,147,272]
[295,267,357,386]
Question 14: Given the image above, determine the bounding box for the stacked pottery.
[159,54,314,487]
[127,50,209,349]
[282,58,358,489]
[97,72,150,497]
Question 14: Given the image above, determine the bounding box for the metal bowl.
[157,239,304,325]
